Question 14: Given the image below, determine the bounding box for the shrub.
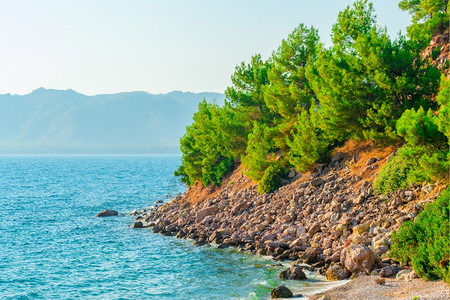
[390,188,450,282]
[373,153,411,194]
[257,162,287,194]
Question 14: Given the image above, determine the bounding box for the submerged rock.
[131,221,144,228]
[95,209,118,217]
[271,285,294,298]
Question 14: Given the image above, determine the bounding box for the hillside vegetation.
[174,0,449,282]
[175,0,449,194]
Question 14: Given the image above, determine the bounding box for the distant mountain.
[0,88,225,154]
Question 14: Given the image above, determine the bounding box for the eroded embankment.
[136,141,445,280]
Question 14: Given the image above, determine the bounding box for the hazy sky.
[0,0,412,96]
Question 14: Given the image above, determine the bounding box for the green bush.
[373,153,411,194]
[390,188,450,282]
[375,103,449,194]
[257,162,287,194]
[201,157,234,187]
[287,109,333,172]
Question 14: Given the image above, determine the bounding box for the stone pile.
[136,152,436,278]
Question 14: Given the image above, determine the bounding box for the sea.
[0,155,343,299]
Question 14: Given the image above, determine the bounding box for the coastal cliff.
[136,140,445,280]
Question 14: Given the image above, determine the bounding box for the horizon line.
[1,87,225,97]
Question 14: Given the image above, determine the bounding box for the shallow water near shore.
[0,156,343,299]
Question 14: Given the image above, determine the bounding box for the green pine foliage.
[373,153,411,194]
[399,0,449,43]
[242,122,280,182]
[436,75,450,139]
[390,188,450,283]
[287,109,332,172]
[257,161,288,194]
[375,76,450,194]
[175,0,449,198]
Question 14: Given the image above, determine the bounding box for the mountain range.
[0,88,224,154]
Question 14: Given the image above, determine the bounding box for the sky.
[0,0,412,96]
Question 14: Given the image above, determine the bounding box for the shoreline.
[133,142,448,298]
[308,275,449,300]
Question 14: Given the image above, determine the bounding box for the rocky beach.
[132,141,449,298]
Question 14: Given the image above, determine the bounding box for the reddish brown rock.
[340,244,375,274]
[195,205,218,222]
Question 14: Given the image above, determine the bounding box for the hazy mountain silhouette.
[0,88,224,154]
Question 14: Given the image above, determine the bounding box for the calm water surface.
[0,156,341,299]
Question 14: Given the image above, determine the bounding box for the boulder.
[289,238,306,248]
[379,265,401,277]
[278,264,307,280]
[326,264,351,280]
[374,246,389,256]
[303,247,322,264]
[396,269,416,280]
[95,209,118,217]
[339,216,352,225]
[308,223,321,237]
[366,157,379,166]
[351,235,370,246]
[352,223,370,235]
[311,178,325,187]
[131,221,144,228]
[196,206,218,222]
[340,244,375,274]
[271,285,293,298]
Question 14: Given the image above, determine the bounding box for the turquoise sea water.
[0,156,341,299]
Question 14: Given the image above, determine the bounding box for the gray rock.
[311,178,325,187]
[278,264,307,280]
[366,157,379,166]
[95,209,118,217]
[379,265,395,277]
[396,269,413,280]
[271,285,294,298]
[131,221,144,228]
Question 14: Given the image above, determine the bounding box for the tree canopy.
[175,0,449,194]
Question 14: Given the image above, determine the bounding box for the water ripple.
[0,156,339,299]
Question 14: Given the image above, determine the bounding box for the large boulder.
[271,285,294,298]
[340,244,375,274]
[326,264,351,280]
[130,221,144,228]
[195,205,218,222]
[95,209,118,217]
[302,247,322,264]
[278,264,307,280]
